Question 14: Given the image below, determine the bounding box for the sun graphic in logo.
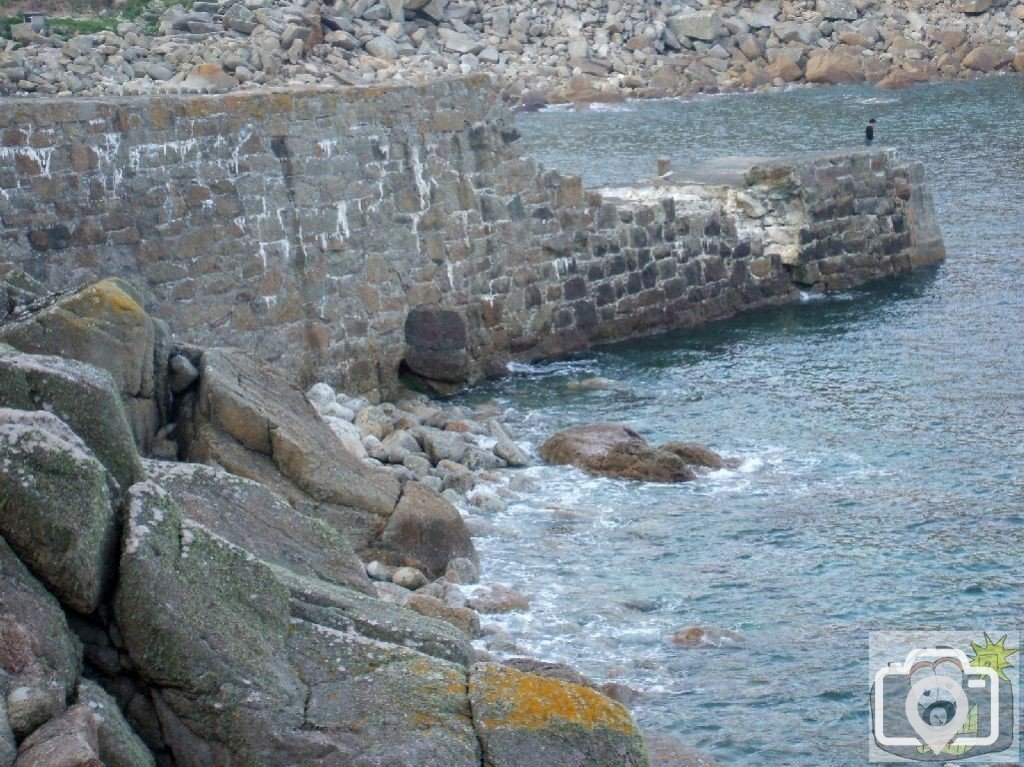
[968,633,1018,682]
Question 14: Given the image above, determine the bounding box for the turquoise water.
[457,76,1024,765]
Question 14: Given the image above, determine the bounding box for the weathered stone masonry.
[0,75,944,398]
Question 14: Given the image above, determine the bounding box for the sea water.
[454,75,1024,765]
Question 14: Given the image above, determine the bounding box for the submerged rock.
[670,626,745,648]
[540,424,696,482]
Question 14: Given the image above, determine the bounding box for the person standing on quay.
[865,118,877,146]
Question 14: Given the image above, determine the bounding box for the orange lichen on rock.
[471,662,636,734]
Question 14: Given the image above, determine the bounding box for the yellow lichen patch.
[69,280,145,318]
[472,663,637,735]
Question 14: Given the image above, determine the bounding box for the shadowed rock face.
[539,424,697,483]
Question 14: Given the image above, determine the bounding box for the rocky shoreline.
[1,272,745,765]
[1,0,1023,104]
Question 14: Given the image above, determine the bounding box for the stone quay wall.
[0,75,944,398]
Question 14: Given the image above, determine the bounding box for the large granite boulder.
[0,409,118,614]
[0,538,82,742]
[805,50,865,83]
[539,424,696,482]
[144,459,374,596]
[381,483,478,578]
[402,305,471,391]
[0,279,168,451]
[191,348,400,517]
[115,481,309,764]
[469,662,648,767]
[0,347,145,499]
[115,481,481,765]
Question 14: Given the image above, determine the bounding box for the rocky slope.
[0,275,657,765]
[2,0,1022,103]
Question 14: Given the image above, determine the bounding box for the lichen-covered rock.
[74,681,154,767]
[114,480,308,764]
[279,570,472,666]
[13,703,100,767]
[193,348,400,519]
[115,481,479,764]
[0,279,167,450]
[469,662,649,767]
[381,482,477,578]
[144,459,374,596]
[0,409,117,614]
[0,536,81,747]
[0,347,145,498]
[539,424,696,482]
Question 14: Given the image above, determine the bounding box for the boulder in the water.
[539,424,696,482]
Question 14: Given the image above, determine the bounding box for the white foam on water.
[587,102,636,113]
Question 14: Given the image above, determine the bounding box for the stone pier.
[0,76,944,398]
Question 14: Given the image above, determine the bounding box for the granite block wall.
[0,76,944,398]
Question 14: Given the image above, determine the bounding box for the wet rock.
[0,409,117,614]
[468,489,508,514]
[444,557,480,585]
[381,483,478,578]
[489,420,530,467]
[467,584,530,614]
[670,626,745,648]
[437,459,475,493]
[660,441,730,469]
[644,731,725,767]
[470,662,648,767]
[539,424,696,483]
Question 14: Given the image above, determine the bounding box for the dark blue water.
[456,76,1024,766]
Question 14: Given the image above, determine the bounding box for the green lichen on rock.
[0,347,145,498]
[144,458,374,596]
[0,408,117,614]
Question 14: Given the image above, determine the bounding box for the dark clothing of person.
[865,124,874,145]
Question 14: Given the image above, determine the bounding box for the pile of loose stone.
[1,0,1022,101]
[304,379,536,651]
